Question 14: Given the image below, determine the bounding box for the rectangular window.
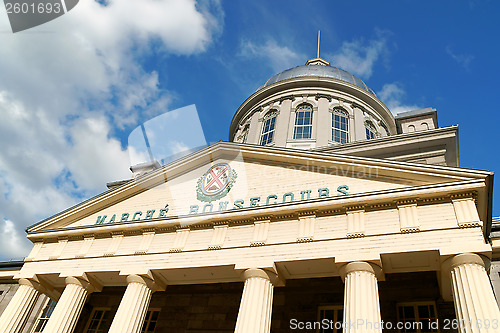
[317,305,343,333]
[84,307,111,333]
[141,309,160,333]
[294,110,313,139]
[32,299,57,333]
[397,302,438,333]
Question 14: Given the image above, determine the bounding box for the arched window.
[408,125,416,132]
[332,109,349,143]
[293,104,313,139]
[365,121,377,140]
[260,111,277,145]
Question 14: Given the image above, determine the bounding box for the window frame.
[396,301,439,333]
[260,110,278,146]
[365,121,377,140]
[331,108,349,144]
[83,307,112,333]
[293,104,313,140]
[141,308,161,333]
[317,305,343,333]
[30,298,57,333]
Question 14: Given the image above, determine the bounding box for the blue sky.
[0,0,498,260]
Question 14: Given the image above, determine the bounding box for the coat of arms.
[196,163,237,202]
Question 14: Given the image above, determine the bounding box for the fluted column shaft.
[43,277,94,333]
[234,268,275,333]
[342,262,382,333]
[450,253,500,333]
[0,279,40,333]
[108,275,155,333]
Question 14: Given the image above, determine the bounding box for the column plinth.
[42,276,96,333]
[341,261,382,333]
[449,253,500,332]
[234,268,275,333]
[0,278,41,333]
[108,274,157,333]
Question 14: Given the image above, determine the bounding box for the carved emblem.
[196,163,237,202]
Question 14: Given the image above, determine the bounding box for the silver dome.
[259,65,376,96]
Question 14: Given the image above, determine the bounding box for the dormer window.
[293,104,313,139]
[365,121,377,140]
[260,111,277,145]
[332,108,349,143]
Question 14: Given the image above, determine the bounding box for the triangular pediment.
[28,142,491,233]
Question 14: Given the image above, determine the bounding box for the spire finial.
[305,30,330,66]
[317,30,321,58]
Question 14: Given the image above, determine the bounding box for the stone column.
[342,262,382,333]
[234,268,275,333]
[450,253,500,332]
[0,278,41,333]
[108,275,158,333]
[42,276,97,333]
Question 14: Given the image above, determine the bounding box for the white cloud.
[240,39,305,73]
[446,46,474,69]
[170,141,191,155]
[330,30,391,79]
[378,83,421,115]
[0,220,30,260]
[0,0,223,260]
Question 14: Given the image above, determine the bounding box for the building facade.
[0,57,498,333]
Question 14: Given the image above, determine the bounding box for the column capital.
[241,268,282,286]
[339,261,383,281]
[18,277,41,290]
[450,252,489,269]
[65,275,102,293]
[126,273,166,292]
[18,275,61,301]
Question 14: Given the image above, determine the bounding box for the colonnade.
[1,253,499,333]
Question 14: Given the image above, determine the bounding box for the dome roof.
[259,64,376,96]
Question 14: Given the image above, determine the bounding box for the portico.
[0,142,498,333]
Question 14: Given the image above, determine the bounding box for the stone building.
[0,57,499,333]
